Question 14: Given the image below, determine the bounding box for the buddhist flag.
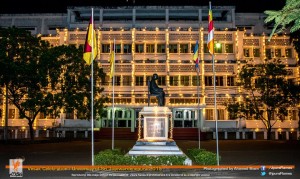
[83,17,97,65]
[109,50,115,78]
[207,4,214,55]
[193,40,199,69]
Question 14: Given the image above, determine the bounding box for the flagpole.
[210,1,219,166]
[212,53,219,165]
[91,8,95,166]
[112,39,115,150]
[197,64,201,149]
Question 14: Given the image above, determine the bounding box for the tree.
[0,27,107,140]
[265,0,300,38]
[225,59,300,140]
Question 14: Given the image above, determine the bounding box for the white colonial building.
[0,6,299,140]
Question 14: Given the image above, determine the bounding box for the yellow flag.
[109,51,115,78]
[83,17,97,65]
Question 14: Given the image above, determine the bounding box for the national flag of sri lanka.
[207,5,214,55]
[193,40,199,69]
[83,17,97,65]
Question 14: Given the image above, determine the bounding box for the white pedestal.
[128,106,191,164]
[139,106,172,141]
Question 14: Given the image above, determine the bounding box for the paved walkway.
[0,139,299,178]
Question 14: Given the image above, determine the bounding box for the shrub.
[94,149,187,165]
[94,148,130,165]
[188,148,220,165]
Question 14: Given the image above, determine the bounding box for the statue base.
[127,106,192,165]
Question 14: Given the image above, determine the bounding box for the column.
[46,130,49,138]
[242,131,245,139]
[275,131,278,140]
[236,131,240,139]
[200,109,204,130]
[56,131,60,138]
[14,129,18,139]
[165,9,169,28]
[264,131,267,140]
[213,132,216,139]
[132,9,136,27]
[85,131,88,138]
[253,131,256,140]
[286,131,289,140]
[99,9,103,26]
[62,131,66,138]
[35,130,39,138]
[224,131,228,139]
[74,131,77,138]
[25,130,28,139]
[130,109,135,132]
[297,130,300,139]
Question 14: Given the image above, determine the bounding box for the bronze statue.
[149,73,165,106]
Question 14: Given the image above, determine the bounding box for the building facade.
[0,6,299,139]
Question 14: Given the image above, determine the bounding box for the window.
[244,48,250,57]
[205,76,213,86]
[135,44,144,53]
[192,76,198,86]
[225,44,233,53]
[117,120,127,127]
[123,76,131,86]
[135,76,144,86]
[180,76,190,86]
[191,44,197,53]
[214,43,222,53]
[265,48,272,59]
[253,48,260,57]
[174,120,183,127]
[102,75,110,86]
[218,109,225,120]
[146,44,155,53]
[157,44,165,53]
[169,44,178,53]
[9,109,15,119]
[102,44,110,53]
[115,76,121,86]
[170,76,179,86]
[184,120,193,127]
[180,44,188,53]
[285,48,292,58]
[39,112,45,119]
[158,76,166,86]
[227,76,235,86]
[215,76,224,86]
[66,109,74,119]
[275,48,281,57]
[205,109,213,120]
[123,44,132,53]
[175,110,183,118]
[204,43,209,53]
[115,44,121,53]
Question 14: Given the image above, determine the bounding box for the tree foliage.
[225,59,300,139]
[265,0,300,38]
[0,27,107,140]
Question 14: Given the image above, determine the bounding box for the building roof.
[0,0,285,14]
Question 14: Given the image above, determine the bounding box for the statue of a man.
[149,73,165,106]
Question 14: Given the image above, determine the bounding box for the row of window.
[103,75,236,86]
[101,43,234,54]
[244,48,293,58]
[2,108,298,123]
